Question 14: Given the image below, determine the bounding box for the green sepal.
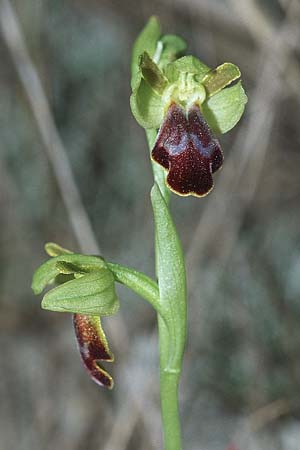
[32,253,106,295]
[130,78,165,129]
[130,18,165,129]
[42,270,119,316]
[202,62,241,97]
[131,16,161,89]
[165,55,210,83]
[151,183,187,370]
[158,34,187,69]
[201,81,247,134]
[139,52,168,94]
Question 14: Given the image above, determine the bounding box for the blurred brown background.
[0,0,300,449]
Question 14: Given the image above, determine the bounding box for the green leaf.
[165,55,210,83]
[42,270,119,315]
[131,16,161,89]
[151,183,187,370]
[201,81,247,134]
[158,34,187,69]
[130,78,164,129]
[32,254,106,294]
[202,62,241,97]
[140,52,168,94]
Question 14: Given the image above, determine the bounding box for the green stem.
[158,315,182,450]
[160,369,182,450]
[147,129,185,450]
[107,261,167,320]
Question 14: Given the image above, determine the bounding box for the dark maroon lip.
[73,313,114,389]
[151,102,223,197]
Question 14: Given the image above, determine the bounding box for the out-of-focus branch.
[0,0,99,255]
[229,0,300,102]
[0,0,132,349]
[186,0,300,283]
[0,3,159,448]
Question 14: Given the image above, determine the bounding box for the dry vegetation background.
[0,0,300,449]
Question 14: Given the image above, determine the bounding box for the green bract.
[130,17,247,133]
[151,183,186,370]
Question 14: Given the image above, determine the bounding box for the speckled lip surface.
[73,313,114,388]
[152,103,223,197]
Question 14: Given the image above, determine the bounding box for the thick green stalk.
[147,129,186,450]
[158,311,182,450]
[159,370,182,450]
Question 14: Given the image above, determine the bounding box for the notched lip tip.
[166,179,215,198]
[93,363,114,389]
[93,376,114,390]
[98,353,114,363]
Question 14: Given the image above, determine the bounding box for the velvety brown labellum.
[73,313,114,389]
[152,103,223,197]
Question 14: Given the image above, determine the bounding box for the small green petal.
[131,16,161,89]
[140,52,168,94]
[202,62,241,97]
[45,242,73,257]
[201,81,247,134]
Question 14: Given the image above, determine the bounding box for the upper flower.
[130,16,247,134]
[130,17,247,196]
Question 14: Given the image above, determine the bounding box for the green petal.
[165,55,210,83]
[201,81,247,134]
[202,62,241,97]
[42,270,119,316]
[131,16,161,89]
